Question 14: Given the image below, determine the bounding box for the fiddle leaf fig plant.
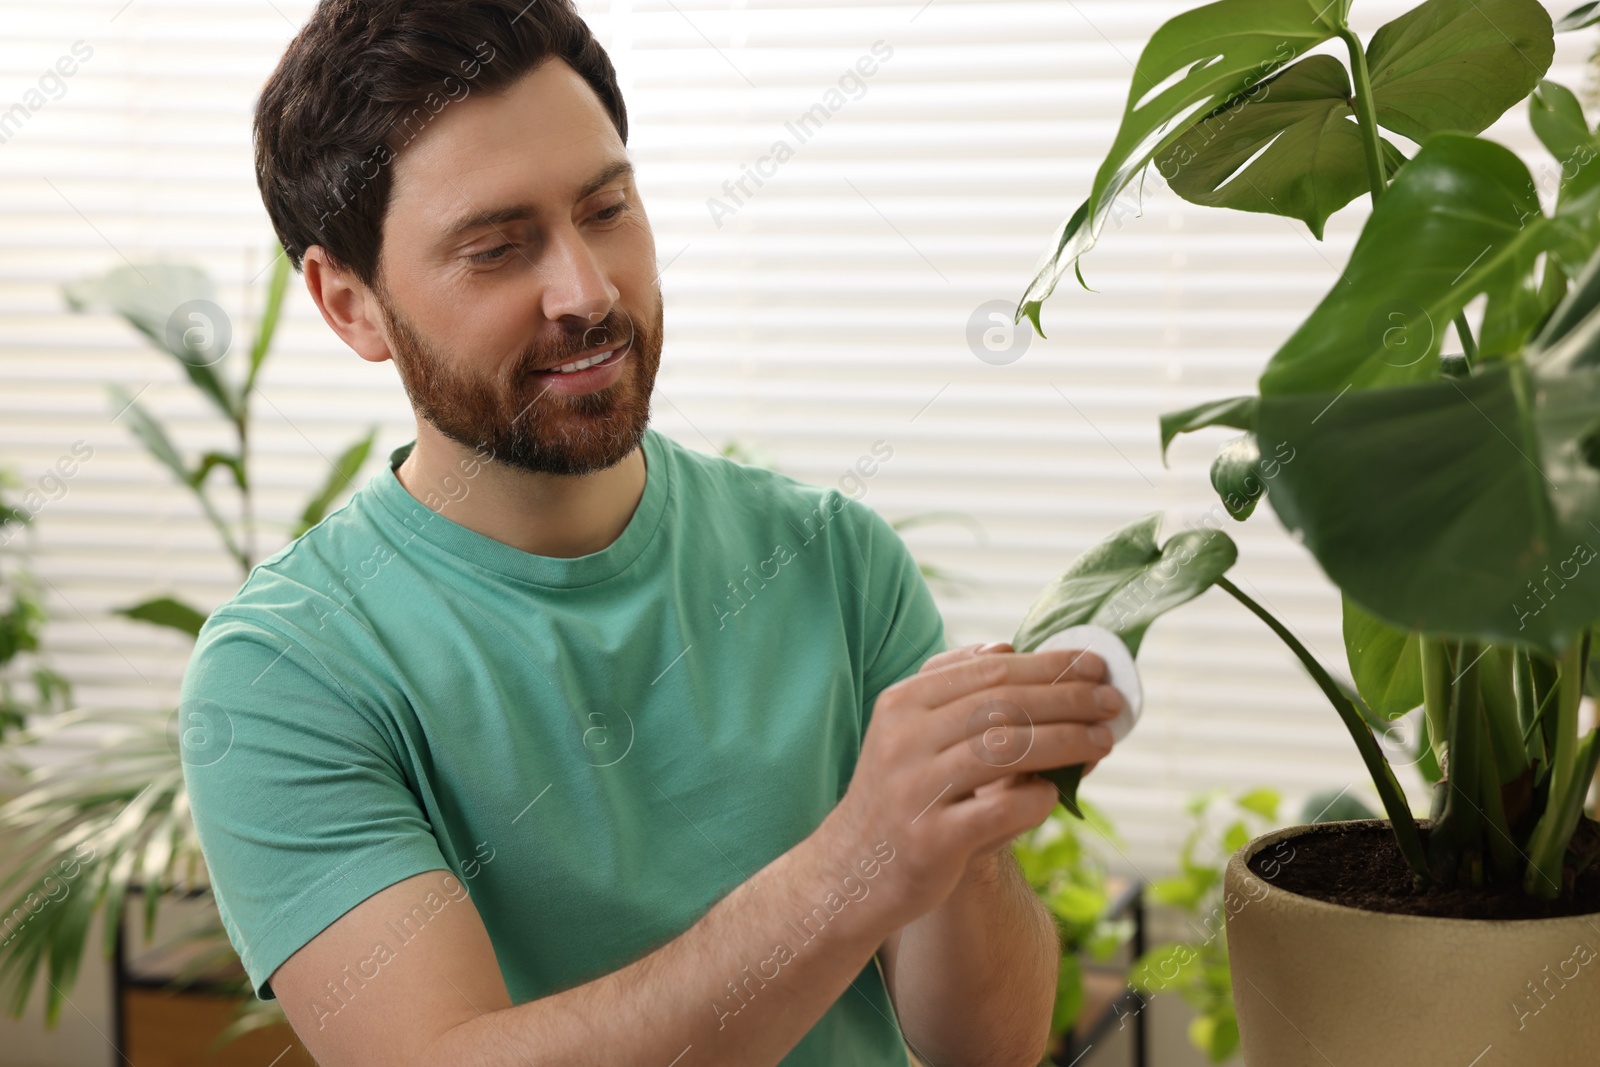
[1015,0,1600,900]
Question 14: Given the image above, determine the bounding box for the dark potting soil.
[1247,825,1600,920]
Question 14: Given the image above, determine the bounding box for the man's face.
[373,58,661,477]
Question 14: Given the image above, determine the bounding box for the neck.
[395,421,648,559]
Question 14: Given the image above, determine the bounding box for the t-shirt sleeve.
[845,497,948,719]
[179,613,451,1000]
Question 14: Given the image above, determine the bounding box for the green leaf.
[1016,515,1237,818]
[66,263,237,420]
[1131,941,1205,994]
[1156,56,1397,240]
[1149,872,1211,910]
[0,707,210,1024]
[1343,595,1424,720]
[1301,787,1379,823]
[1159,396,1256,462]
[1556,2,1600,31]
[1018,0,1348,330]
[1013,513,1239,657]
[1047,882,1108,925]
[114,597,208,638]
[1258,356,1600,652]
[1235,787,1279,820]
[107,385,188,485]
[1530,81,1599,194]
[1530,81,1600,292]
[1210,434,1265,520]
[244,247,292,397]
[1366,0,1554,144]
[1051,952,1085,1043]
[191,452,247,492]
[1190,1011,1241,1063]
[293,429,376,538]
[1259,134,1569,396]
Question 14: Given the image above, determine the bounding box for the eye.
[593,201,628,223]
[469,244,513,265]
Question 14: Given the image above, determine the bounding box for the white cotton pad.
[1034,625,1143,743]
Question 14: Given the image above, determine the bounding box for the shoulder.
[187,482,391,689]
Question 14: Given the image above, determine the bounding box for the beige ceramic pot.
[1225,820,1600,1067]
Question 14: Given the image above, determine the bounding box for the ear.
[302,246,393,364]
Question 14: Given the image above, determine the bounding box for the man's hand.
[925,640,1110,792]
[816,638,1123,934]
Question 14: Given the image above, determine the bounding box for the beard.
[375,282,663,478]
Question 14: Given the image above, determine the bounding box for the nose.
[540,223,619,330]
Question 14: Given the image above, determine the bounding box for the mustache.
[510,308,637,377]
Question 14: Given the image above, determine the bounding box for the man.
[180,2,1124,1064]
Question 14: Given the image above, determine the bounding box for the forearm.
[424,828,893,1067]
[887,850,1058,1067]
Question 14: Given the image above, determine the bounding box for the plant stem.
[237,413,254,576]
[1476,728,1521,884]
[1420,638,1452,775]
[1340,27,1480,365]
[194,488,248,574]
[1477,647,1527,782]
[1456,314,1479,366]
[1430,642,1493,887]
[1524,636,1587,897]
[1340,29,1387,207]
[1216,576,1430,882]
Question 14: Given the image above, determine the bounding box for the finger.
[950,774,1060,853]
[918,643,987,674]
[890,647,1108,713]
[935,721,1115,798]
[972,771,1023,799]
[918,640,1016,676]
[924,678,1123,754]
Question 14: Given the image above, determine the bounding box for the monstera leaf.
[1024,0,1554,331]
[1013,513,1239,656]
[1365,0,1553,143]
[1257,241,1600,653]
[1018,0,1348,333]
[1159,396,1257,462]
[1343,596,1425,720]
[1259,134,1600,396]
[1156,56,1407,239]
[1013,515,1238,816]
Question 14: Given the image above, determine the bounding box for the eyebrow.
[436,158,635,245]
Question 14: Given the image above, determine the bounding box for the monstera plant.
[1009,1,1600,1061]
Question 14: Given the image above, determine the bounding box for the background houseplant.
[1011,799,1137,1066]
[1002,0,1600,1059]
[0,472,70,741]
[0,248,371,1047]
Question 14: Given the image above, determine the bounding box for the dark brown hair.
[254,0,628,286]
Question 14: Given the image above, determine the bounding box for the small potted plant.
[1006,1,1600,1061]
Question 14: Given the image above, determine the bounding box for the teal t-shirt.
[179,425,946,1065]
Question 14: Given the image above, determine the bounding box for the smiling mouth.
[543,347,618,374]
[534,321,636,375]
